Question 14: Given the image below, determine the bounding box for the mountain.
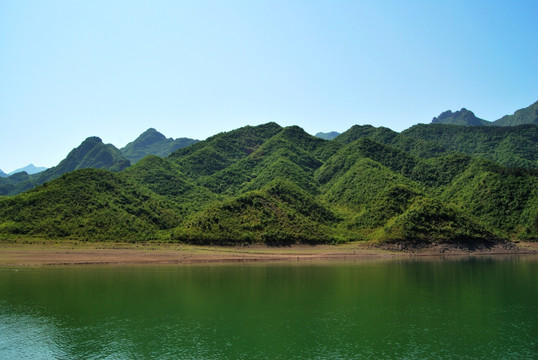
[402,124,538,168]
[431,108,489,126]
[0,169,181,241]
[332,124,448,159]
[494,100,538,126]
[195,125,325,195]
[8,164,48,175]
[0,169,6,178]
[172,180,337,245]
[168,122,283,178]
[0,137,130,196]
[121,128,199,163]
[123,155,217,212]
[315,131,340,140]
[35,136,130,183]
[330,123,538,169]
[1,122,536,246]
[431,100,538,127]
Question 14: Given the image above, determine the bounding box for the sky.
[1,0,537,173]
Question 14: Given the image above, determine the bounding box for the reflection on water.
[0,256,536,359]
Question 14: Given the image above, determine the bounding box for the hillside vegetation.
[121,128,198,163]
[1,121,537,245]
[431,100,538,127]
[402,124,538,168]
[0,137,131,196]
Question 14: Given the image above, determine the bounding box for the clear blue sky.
[1,0,537,172]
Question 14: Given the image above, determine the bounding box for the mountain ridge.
[0,137,130,196]
[8,164,48,176]
[315,131,341,140]
[1,121,536,246]
[121,128,198,163]
[431,108,489,126]
[431,100,538,126]
[495,100,538,126]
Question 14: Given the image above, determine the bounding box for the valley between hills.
[0,101,537,249]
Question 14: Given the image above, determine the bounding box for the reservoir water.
[0,256,536,359]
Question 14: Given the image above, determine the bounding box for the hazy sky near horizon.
[1,1,537,172]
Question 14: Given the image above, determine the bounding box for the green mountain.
[431,100,538,127]
[438,160,538,239]
[0,137,131,196]
[379,198,500,244]
[121,128,198,163]
[1,121,537,246]
[315,131,340,140]
[172,180,337,245]
[35,136,130,180]
[0,169,181,241]
[431,108,489,126]
[123,155,217,212]
[169,122,283,178]
[494,100,538,126]
[333,125,448,159]
[0,169,6,178]
[0,172,32,195]
[195,126,325,195]
[332,122,538,169]
[402,124,538,168]
[316,137,537,242]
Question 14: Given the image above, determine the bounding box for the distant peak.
[7,163,48,175]
[431,107,487,126]
[142,128,159,134]
[72,137,106,157]
[315,131,340,140]
[254,122,283,132]
[350,124,375,130]
[279,125,312,139]
[283,125,306,132]
[433,110,453,122]
[458,108,474,115]
[83,136,103,143]
[493,99,538,126]
[138,128,167,141]
[441,110,453,115]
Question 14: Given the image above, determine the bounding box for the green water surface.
[0,256,536,359]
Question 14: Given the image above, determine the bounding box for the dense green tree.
[0,137,131,196]
[0,169,182,241]
[121,128,198,163]
[1,121,537,245]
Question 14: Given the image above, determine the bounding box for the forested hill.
[495,100,538,126]
[431,100,538,127]
[1,122,537,245]
[431,108,489,126]
[332,123,538,169]
[0,137,130,196]
[121,128,198,163]
[0,129,197,196]
[401,124,538,168]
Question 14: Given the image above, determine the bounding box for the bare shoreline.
[1,240,537,266]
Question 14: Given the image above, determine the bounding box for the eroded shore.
[1,240,537,266]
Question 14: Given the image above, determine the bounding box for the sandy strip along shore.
[0,241,536,266]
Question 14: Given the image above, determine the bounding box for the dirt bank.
[0,240,536,266]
